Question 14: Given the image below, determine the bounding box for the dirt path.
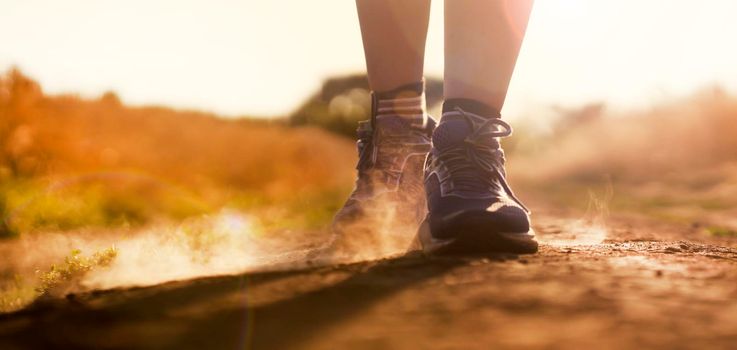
[1,209,737,349]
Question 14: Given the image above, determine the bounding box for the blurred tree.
[100,91,122,107]
[0,68,44,177]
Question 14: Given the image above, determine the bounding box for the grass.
[0,276,36,313]
[706,226,737,238]
[0,174,350,238]
[518,177,737,229]
[0,247,118,313]
[35,247,118,295]
[226,187,350,231]
[0,177,211,237]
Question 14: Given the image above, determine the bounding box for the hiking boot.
[330,85,435,256]
[417,100,537,255]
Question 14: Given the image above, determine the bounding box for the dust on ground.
[1,201,737,350]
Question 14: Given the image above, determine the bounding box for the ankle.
[375,81,424,99]
[442,98,501,121]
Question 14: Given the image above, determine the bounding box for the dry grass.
[35,247,118,296]
[0,68,356,235]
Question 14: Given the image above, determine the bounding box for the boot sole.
[415,216,539,255]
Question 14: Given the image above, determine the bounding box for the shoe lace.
[357,124,404,170]
[353,121,409,194]
[437,107,530,213]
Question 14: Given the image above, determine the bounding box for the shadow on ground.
[0,254,467,349]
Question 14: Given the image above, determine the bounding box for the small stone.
[470,258,491,266]
[664,247,681,253]
[655,270,663,277]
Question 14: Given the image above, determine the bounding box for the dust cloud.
[1,195,425,310]
[83,210,334,290]
[81,202,420,291]
[538,185,612,247]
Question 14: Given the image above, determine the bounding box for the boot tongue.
[433,115,503,152]
[432,118,471,151]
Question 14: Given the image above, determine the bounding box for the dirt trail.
[1,207,737,349]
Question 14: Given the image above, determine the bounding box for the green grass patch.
[1,174,349,239]
[706,226,737,238]
[1,177,210,237]
[226,187,350,231]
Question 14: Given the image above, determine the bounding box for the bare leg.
[356,0,431,92]
[444,0,534,112]
[415,0,538,256]
[330,1,434,256]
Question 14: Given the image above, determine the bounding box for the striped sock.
[374,81,428,129]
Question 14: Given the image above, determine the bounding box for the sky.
[1,0,736,118]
